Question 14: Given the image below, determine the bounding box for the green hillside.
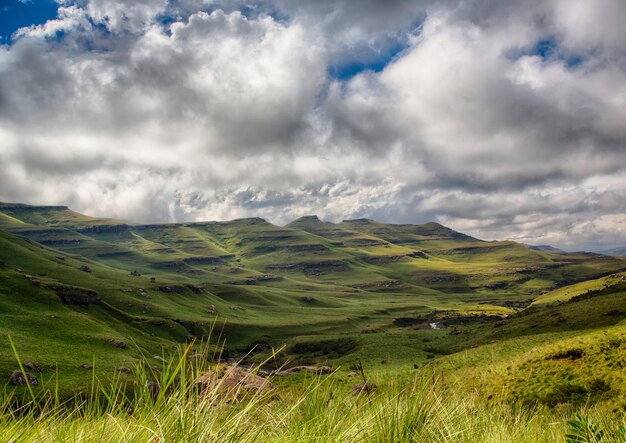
[435,287,626,411]
[1,202,626,406]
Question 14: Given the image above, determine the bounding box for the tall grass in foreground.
[1,341,625,442]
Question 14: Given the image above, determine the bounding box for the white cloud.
[85,0,168,33]
[0,0,625,250]
[554,0,626,57]
[13,6,89,39]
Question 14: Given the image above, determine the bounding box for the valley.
[2,202,626,409]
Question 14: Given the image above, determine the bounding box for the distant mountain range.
[598,246,626,257]
[529,244,626,257]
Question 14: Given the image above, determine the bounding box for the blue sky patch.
[0,0,59,43]
[510,37,584,68]
[328,41,409,81]
[328,15,423,82]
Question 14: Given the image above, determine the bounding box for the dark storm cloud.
[0,0,625,250]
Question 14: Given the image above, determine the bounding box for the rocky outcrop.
[24,362,43,373]
[49,285,100,305]
[352,280,402,290]
[420,272,463,284]
[196,366,274,396]
[445,244,510,255]
[269,260,348,275]
[352,382,377,395]
[110,339,127,349]
[183,256,232,265]
[286,244,328,252]
[77,224,130,234]
[484,281,511,290]
[24,275,41,287]
[228,274,283,285]
[158,285,185,294]
[187,284,204,294]
[362,255,411,264]
[10,370,37,386]
[344,238,387,247]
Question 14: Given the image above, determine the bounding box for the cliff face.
[77,224,131,234]
[0,203,69,210]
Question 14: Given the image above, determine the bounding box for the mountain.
[1,202,626,397]
[598,246,626,257]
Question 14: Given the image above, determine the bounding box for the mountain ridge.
[0,202,474,236]
[1,202,626,399]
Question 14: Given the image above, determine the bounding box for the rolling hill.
[1,202,626,401]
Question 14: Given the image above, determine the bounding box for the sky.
[0,0,625,251]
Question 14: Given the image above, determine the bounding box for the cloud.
[0,0,625,250]
[12,6,88,40]
[84,0,168,33]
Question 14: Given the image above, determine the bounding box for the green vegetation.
[2,202,626,440]
[3,341,626,443]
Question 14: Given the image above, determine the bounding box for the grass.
[2,341,626,443]
[3,201,626,438]
[532,273,626,305]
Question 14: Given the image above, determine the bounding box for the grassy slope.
[4,343,626,443]
[532,272,626,305]
[428,280,626,411]
[2,203,626,407]
[0,230,213,395]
